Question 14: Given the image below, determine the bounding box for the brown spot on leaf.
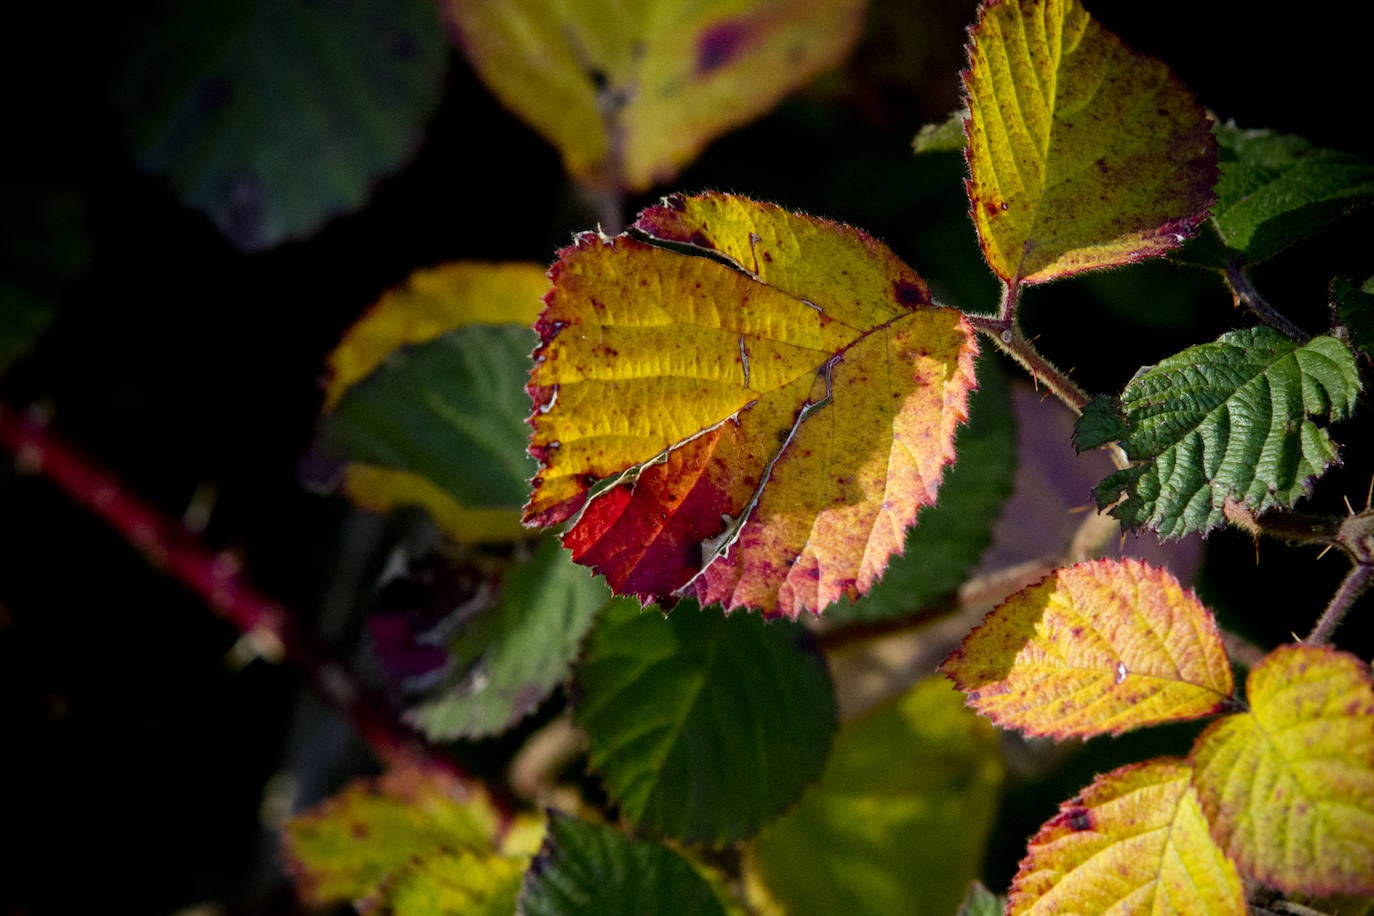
[1066,807,1093,831]
[697,20,750,74]
[893,280,927,308]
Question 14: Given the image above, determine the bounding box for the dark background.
[2,1,1371,911]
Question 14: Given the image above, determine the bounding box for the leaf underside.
[524,192,978,618]
[1076,326,1360,539]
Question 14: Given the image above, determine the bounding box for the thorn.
[1344,494,1356,517]
[1316,544,1334,560]
[1365,474,1373,511]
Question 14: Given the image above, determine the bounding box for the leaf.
[518,812,727,916]
[0,185,89,374]
[829,353,1015,622]
[1332,274,1374,365]
[525,192,978,618]
[962,0,1216,284]
[912,110,968,156]
[941,558,1234,739]
[1075,326,1361,538]
[744,676,1004,916]
[1189,645,1374,895]
[317,262,548,543]
[446,0,864,192]
[573,597,836,845]
[110,0,446,251]
[383,849,526,916]
[1008,759,1244,915]
[957,882,1005,916]
[405,538,610,740]
[280,765,507,908]
[1209,124,1374,265]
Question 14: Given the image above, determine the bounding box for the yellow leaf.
[963,0,1216,284]
[941,558,1234,737]
[1189,645,1374,895]
[445,0,864,191]
[341,464,530,543]
[1009,759,1244,915]
[525,193,977,617]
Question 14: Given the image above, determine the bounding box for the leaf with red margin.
[1189,645,1374,895]
[1009,759,1244,915]
[941,558,1234,738]
[524,192,978,618]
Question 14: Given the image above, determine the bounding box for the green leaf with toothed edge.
[1333,274,1374,364]
[1075,326,1360,539]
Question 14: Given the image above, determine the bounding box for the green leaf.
[1333,274,1374,364]
[111,0,445,251]
[383,849,526,916]
[830,354,1015,622]
[745,676,1003,916]
[319,324,538,510]
[912,110,967,155]
[957,881,1005,916]
[574,599,836,845]
[1075,326,1361,538]
[518,813,727,916]
[1210,124,1374,265]
[405,539,609,740]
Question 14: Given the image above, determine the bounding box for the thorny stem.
[1227,262,1310,343]
[1305,560,1373,646]
[0,404,482,794]
[967,313,1090,414]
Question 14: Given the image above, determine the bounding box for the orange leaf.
[941,558,1233,737]
[1009,759,1244,915]
[524,193,977,618]
[1189,645,1374,895]
[963,0,1216,284]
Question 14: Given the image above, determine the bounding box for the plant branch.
[1305,559,1373,646]
[1227,262,1309,343]
[968,312,1090,415]
[0,403,470,784]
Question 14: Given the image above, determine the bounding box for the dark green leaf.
[574,599,836,845]
[0,185,89,373]
[1332,274,1374,364]
[319,324,537,509]
[1210,124,1374,265]
[0,289,54,376]
[111,0,445,251]
[830,355,1014,622]
[406,539,609,740]
[518,813,726,916]
[1078,326,1360,538]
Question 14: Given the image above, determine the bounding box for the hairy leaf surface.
[1009,759,1244,915]
[745,676,1003,916]
[1189,646,1374,895]
[941,559,1233,738]
[963,0,1215,283]
[525,193,978,617]
[318,262,547,542]
[447,0,863,192]
[1076,327,1361,538]
[574,598,836,845]
[518,812,727,916]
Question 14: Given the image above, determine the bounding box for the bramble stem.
[1227,262,1309,342]
[1305,560,1373,646]
[0,403,468,783]
[967,313,1090,414]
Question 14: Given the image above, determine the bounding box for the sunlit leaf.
[525,192,978,617]
[1332,274,1374,364]
[111,0,446,251]
[1208,124,1374,265]
[745,676,1003,916]
[963,0,1215,284]
[941,558,1233,738]
[518,812,728,916]
[446,0,864,192]
[383,849,526,916]
[1189,645,1374,895]
[280,766,504,907]
[1075,327,1361,538]
[405,538,609,740]
[912,110,967,156]
[574,597,836,844]
[317,262,547,543]
[957,881,1004,916]
[1008,759,1244,915]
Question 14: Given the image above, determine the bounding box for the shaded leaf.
[1075,326,1361,538]
[574,598,836,845]
[745,676,1003,916]
[829,353,1015,622]
[518,812,727,916]
[0,185,89,374]
[1332,274,1374,364]
[957,881,1004,916]
[525,192,978,618]
[446,0,864,192]
[0,290,54,377]
[1209,124,1374,265]
[280,766,506,907]
[963,0,1215,284]
[406,538,609,740]
[941,558,1233,738]
[1189,645,1374,895]
[317,262,547,543]
[1008,759,1244,915]
[111,0,446,251]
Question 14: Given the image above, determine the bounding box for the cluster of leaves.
[8,0,1372,912]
